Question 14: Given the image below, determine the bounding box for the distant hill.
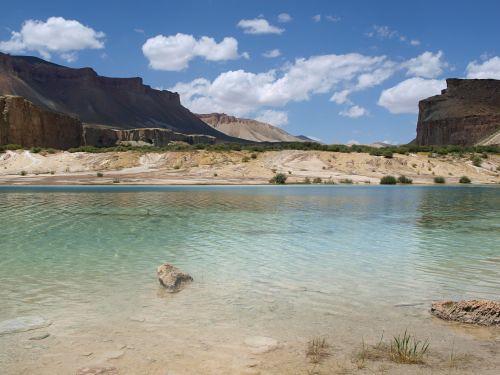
[0,52,234,140]
[197,113,307,142]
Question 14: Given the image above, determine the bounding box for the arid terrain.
[0,149,498,185]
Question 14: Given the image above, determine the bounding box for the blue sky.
[2,0,500,144]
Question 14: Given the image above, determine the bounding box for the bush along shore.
[1,142,499,156]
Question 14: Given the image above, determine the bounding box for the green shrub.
[112,177,120,183]
[20,170,27,176]
[96,172,104,177]
[242,156,250,162]
[339,178,353,184]
[434,176,446,184]
[303,177,311,184]
[380,175,397,185]
[250,153,257,159]
[269,173,287,184]
[383,150,393,159]
[471,155,482,167]
[3,144,23,151]
[397,175,413,184]
[312,177,322,184]
[30,147,42,153]
[459,176,471,184]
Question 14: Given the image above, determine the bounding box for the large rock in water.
[157,263,193,292]
[0,95,82,149]
[0,52,235,140]
[431,300,500,326]
[416,79,500,146]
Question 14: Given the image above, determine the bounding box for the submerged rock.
[244,336,279,354]
[431,300,500,326]
[76,366,118,375]
[0,316,52,335]
[157,263,193,292]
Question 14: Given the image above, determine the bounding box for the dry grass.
[306,337,331,364]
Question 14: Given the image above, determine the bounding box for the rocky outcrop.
[0,95,82,149]
[197,113,305,142]
[83,126,215,147]
[417,79,500,146]
[431,300,500,326]
[0,53,234,140]
[157,263,193,292]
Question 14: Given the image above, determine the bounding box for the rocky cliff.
[83,126,215,147]
[417,78,500,146]
[0,95,82,149]
[197,113,305,142]
[0,53,233,140]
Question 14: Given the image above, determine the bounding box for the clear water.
[0,185,499,365]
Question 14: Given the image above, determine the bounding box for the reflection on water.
[0,185,498,331]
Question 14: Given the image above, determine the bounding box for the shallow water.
[0,185,499,373]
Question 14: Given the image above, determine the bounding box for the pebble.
[103,350,124,360]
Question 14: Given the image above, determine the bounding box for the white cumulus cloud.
[466,56,500,79]
[0,17,105,61]
[170,53,396,117]
[255,110,289,127]
[142,33,242,71]
[403,51,447,78]
[312,15,321,22]
[378,77,446,114]
[237,18,284,35]
[277,13,292,23]
[339,105,368,118]
[262,49,281,58]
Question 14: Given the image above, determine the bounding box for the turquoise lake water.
[0,185,499,340]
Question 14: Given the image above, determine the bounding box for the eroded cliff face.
[83,126,216,147]
[0,95,82,149]
[197,113,304,142]
[0,53,233,140]
[417,79,500,146]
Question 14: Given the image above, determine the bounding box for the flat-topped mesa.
[0,95,215,149]
[0,95,82,149]
[416,78,500,146]
[0,53,233,140]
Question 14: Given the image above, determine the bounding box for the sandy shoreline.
[1,149,499,186]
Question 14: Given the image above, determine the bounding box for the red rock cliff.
[416,79,500,146]
[0,95,82,149]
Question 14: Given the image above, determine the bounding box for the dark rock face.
[157,263,193,293]
[431,300,500,326]
[417,79,500,146]
[83,126,216,147]
[0,53,233,140]
[0,95,82,149]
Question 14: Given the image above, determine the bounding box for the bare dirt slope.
[197,113,304,142]
[0,150,498,185]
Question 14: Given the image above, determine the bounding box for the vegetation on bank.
[1,142,499,156]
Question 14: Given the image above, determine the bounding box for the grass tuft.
[306,337,330,364]
[389,330,429,364]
